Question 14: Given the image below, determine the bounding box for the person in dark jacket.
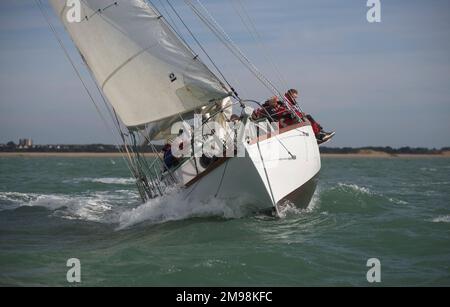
[162,143,179,170]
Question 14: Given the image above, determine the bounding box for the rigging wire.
[232,0,306,115]
[146,0,197,57]
[37,0,307,203]
[34,0,140,187]
[34,0,107,128]
[171,0,301,161]
[231,0,289,92]
[256,140,280,216]
[137,130,178,184]
[187,0,280,94]
[164,0,236,96]
[214,159,229,198]
[156,0,184,40]
[37,0,154,189]
[186,0,304,119]
[83,58,144,174]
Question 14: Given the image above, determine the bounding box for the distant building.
[18,138,33,149]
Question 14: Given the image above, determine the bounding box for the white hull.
[168,123,321,214]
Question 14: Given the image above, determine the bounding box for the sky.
[0,0,449,148]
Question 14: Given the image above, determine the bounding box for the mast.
[43,0,235,201]
[42,1,299,203]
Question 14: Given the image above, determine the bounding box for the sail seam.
[101,47,153,91]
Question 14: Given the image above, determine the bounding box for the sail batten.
[49,0,229,127]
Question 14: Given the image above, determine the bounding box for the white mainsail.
[49,0,229,128]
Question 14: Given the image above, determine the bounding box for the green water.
[0,157,449,286]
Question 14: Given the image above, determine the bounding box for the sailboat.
[43,0,321,215]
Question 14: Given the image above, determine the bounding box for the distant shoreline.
[321,153,450,158]
[0,152,159,158]
[1,152,449,158]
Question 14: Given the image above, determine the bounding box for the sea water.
[0,157,449,286]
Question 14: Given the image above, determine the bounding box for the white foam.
[277,201,315,218]
[194,259,227,268]
[276,200,302,218]
[337,183,373,195]
[275,186,322,219]
[27,194,75,211]
[336,183,412,206]
[1,187,251,227]
[429,181,450,186]
[388,198,408,205]
[307,186,322,212]
[0,192,41,210]
[0,190,138,223]
[90,177,135,185]
[0,192,84,213]
[420,167,437,172]
[431,215,450,223]
[0,191,35,203]
[67,177,135,185]
[117,188,248,230]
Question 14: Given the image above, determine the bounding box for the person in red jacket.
[282,89,335,144]
[252,96,281,121]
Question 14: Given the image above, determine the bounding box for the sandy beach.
[321,153,450,158]
[321,149,450,158]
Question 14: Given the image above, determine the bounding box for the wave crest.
[66,177,135,185]
[117,189,252,230]
[431,215,450,223]
[0,190,139,222]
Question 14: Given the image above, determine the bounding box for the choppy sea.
[0,156,449,286]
